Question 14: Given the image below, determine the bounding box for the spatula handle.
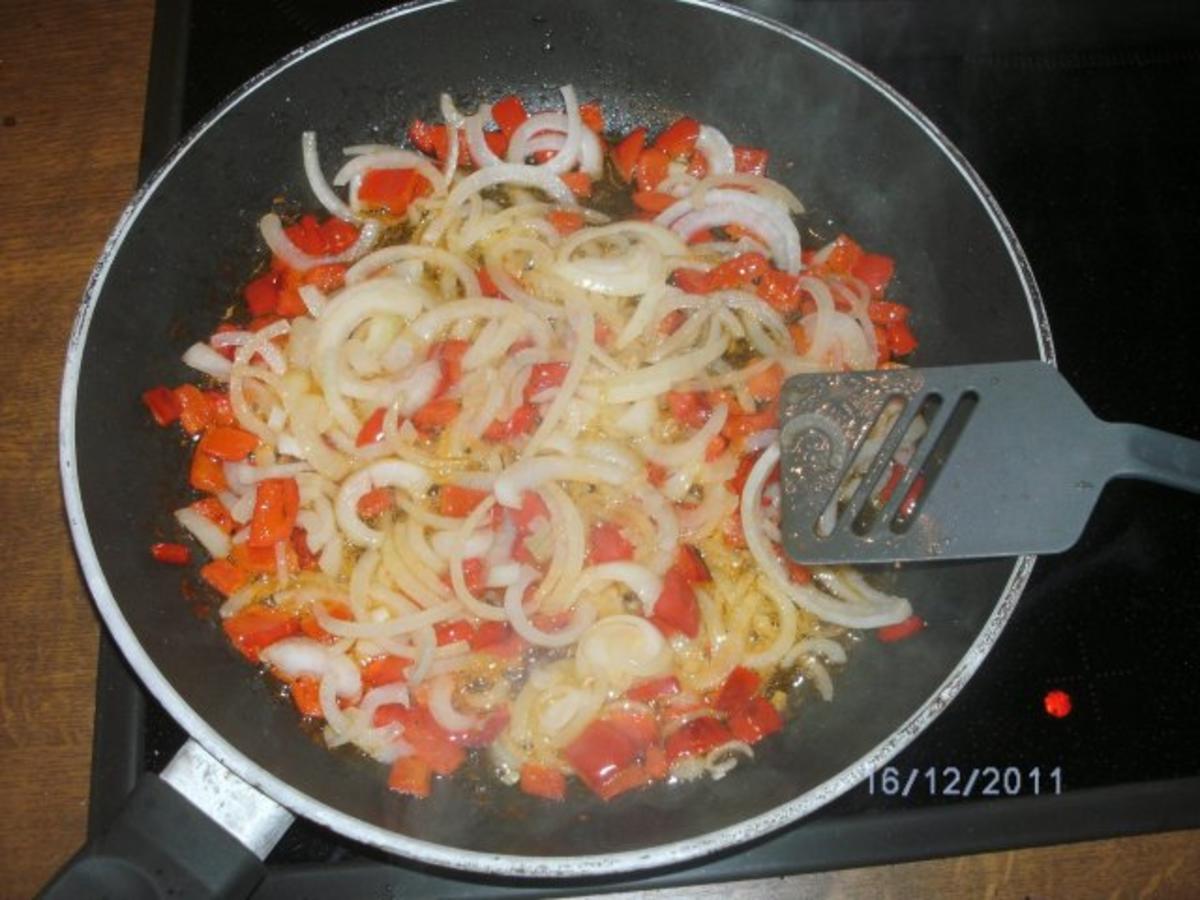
[1110,424,1200,494]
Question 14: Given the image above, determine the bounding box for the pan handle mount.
[37,740,294,900]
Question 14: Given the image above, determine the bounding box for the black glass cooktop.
[89,1,1200,895]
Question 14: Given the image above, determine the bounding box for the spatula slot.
[851,392,944,536]
[888,389,979,533]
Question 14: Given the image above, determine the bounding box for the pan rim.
[59,0,1052,878]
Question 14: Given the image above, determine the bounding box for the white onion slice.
[503,572,598,648]
[332,149,446,195]
[575,614,672,689]
[335,459,432,547]
[740,444,910,627]
[182,342,232,380]
[428,674,479,732]
[422,164,576,244]
[464,105,504,168]
[259,213,380,272]
[302,131,356,221]
[696,124,735,176]
[261,638,362,698]
[492,456,626,508]
[174,506,231,560]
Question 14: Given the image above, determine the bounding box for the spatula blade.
[778,361,1111,564]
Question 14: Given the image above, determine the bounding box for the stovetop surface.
[91,1,1200,895]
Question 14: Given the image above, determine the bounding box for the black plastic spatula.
[778,361,1200,565]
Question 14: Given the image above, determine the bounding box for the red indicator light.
[1043,689,1072,719]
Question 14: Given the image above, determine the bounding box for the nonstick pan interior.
[65,0,1046,874]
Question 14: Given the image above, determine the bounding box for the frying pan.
[51,0,1048,894]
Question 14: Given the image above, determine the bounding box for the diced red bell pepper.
[626,675,681,704]
[746,363,784,403]
[722,402,779,441]
[388,755,432,798]
[658,308,687,336]
[189,447,227,493]
[356,407,388,447]
[461,557,488,595]
[439,484,489,518]
[199,559,246,597]
[221,605,299,662]
[491,95,528,137]
[651,568,700,639]
[408,119,447,158]
[654,117,700,158]
[671,267,712,295]
[673,544,712,585]
[877,615,926,643]
[519,763,566,800]
[523,361,570,402]
[375,704,466,775]
[174,384,212,436]
[203,390,235,426]
[822,233,865,274]
[645,461,668,487]
[289,676,323,718]
[726,451,762,497]
[243,271,280,317]
[356,486,393,520]
[430,339,471,398]
[786,558,813,585]
[611,127,646,182]
[231,540,297,575]
[886,320,918,357]
[434,618,476,646]
[547,208,586,234]
[559,172,593,200]
[197,426,259,462]
[151,542,190,565]
[665,390,711,429]
[606,710,659,752]
[715,666,762,715]
[578,101,605,134]
[732,146,769,175]
[248,478,300,548]
[635,147,670,192]
[358,168,430,216]
[851,252,896,295]
[302,263,348,294]
[664,716,733,763]
[362,655,413,687]
[483,403,538,442]
[512,491,549,533]
[411,398,461,433]
[705,252,769,290]
[728,696,783,744]
[867,300,911,325]
[477,267,504,298]
[283,214,326,255]
[468,620,519,655]
[587,520,635,564]
[319,217,358,253]
[291,528,318,571]
[631,190,676,213]
[756,269,801,313]
[563,719,642,796]
[141,385,181,427]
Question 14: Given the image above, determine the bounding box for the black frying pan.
[52,0,1047,894]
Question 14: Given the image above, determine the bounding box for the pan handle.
[37,740,294,900]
